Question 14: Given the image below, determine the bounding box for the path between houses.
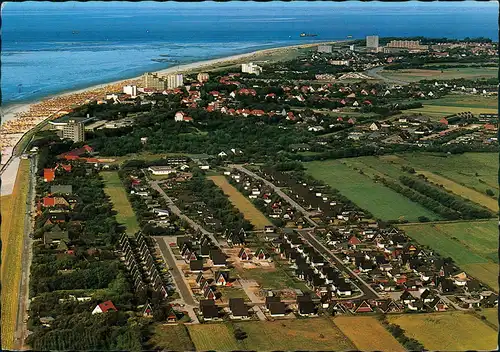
[229,165,318,227]
[153,236,200,323]
[239,279,267,321]
[300,230,381,300]
[148,179,220,246]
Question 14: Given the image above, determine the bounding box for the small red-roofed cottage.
[58,164,72,172]
[337,117,343,122]
[92,300,118,314]
[183,116,193,122]
[348,236,361,246]
[439,118,449,125]
[44,169,55,182]
[484,123,496,131]
[43,197,56,207]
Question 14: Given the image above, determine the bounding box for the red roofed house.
[348,236,361,246]
[484,123,496,131]
[92,300,118,314]
[183,116,194,122]
[251,110,265,117]
[439,118,449,125]
[58,164,72,172]
[43,196,69,208]
[58,145,94,160]
[44,169,56,182]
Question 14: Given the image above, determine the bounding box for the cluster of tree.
[381,318,426,351]
[183,176,254,231]
[26,312,145,351]
[376,176,460,220]
[27,142,153,350]
[399,175,493,219]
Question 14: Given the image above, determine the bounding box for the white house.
[148,166,176,175]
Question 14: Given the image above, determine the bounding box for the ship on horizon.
[300,32,318,37]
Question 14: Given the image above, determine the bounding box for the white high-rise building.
[123,85,137,97]
[241,62,263,75]
[166,74,184,89]
[366,35,379,49]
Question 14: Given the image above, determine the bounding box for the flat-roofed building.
[366,35,379,48]
[317,45,332,53]
[148,166,177,175]
[241,62,262,75]
[62,120,85,142]
[166,74,184,89]
[197,73,209,82]
[143,73,167,90]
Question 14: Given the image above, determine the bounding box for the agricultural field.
[417,170,497,212]
[233,318,356,351]
[388,312,497,351]
[209,175,272,229]
[306,160,441,222]
[147,324,195,351]
[399,220,498,290]
[398,152,498,195]
[1,160,30,350]
[333,316,405,352]
[351,153,498,198]
[480,308,498,329]
[408,104,498,118]
[380,67,497,82]
[420,94,497,109]
[101,171,140,235]
[188,323,240,351]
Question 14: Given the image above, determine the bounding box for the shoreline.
[1,40,341,126]
[0,40,341,180]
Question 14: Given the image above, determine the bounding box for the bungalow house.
[43,225,69,245]
[377,299,402,314]
[50,185,73,195]
[268,302,287,317]
[204,286,216,300]
[200,300,219,321]
[400,291,416,305]
[43,196,69,208]
[408,299,424,311]
[254,248,269,261]
[39,316,55,328]
[298,301,317,317]
[238,248,251,261]
[142,303,153,318]
[196,273,206,287]
[427,297,448,312]
[229,298,249,319]
[190,259,204,273]
[353,300,373,313]
[420,289,435,304]
[210,250,227,267]
[92,300,118,314]
[44,168,56,182]
[215,270,230,286]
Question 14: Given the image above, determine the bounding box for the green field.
[408,104,498,118]
[397,153,498,195]
[147,324,195,351]
[399,220,498,290]
[380,67,497,82]
[234,264,309,291]
[388,312,497,351]
[480,308,499,329]
[101,171,140,235]
[306,160,441,221]
[420,94,497,109]
[234,319,355,351]
[188,323,241,351]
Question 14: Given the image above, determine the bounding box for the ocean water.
[1,1,497,105]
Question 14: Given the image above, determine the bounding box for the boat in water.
[300,32,318,37]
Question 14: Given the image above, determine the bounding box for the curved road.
[364,66,409,85]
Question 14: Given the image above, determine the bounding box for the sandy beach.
[0,41,338,194]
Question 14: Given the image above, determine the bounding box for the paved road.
[154,236,197,306]
[364,66,409,85]
[15,154,37,350]
[300,230,380,300]
[230,165,318,227]
[148,179,220,246]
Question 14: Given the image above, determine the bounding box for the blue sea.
[2,1,497,106]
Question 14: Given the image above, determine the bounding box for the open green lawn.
[408,104,498,118]
[480,308,499,328]
[147,324,195,351]
[306,160,441,222]
[399,220,498,290]
[234,265,309,291]
[101,171,140,235]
